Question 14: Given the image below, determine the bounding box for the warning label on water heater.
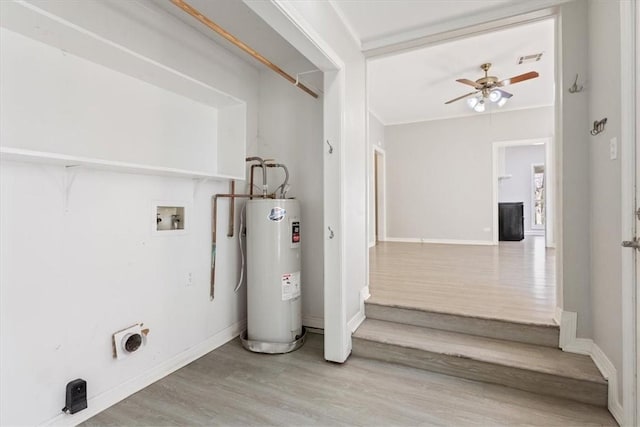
[281,271,301,301]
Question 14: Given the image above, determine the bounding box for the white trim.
[530,163,546,231]
[558,310,576,350]
[620,1,638,426]
[362,3,566,56]
[553,306,562,326]
[381,104,555,128]
[560,310,623,425]
[347,308,366,333]
[368,109,386,127]
[348,286,370,333]
[41,320,245,427]
[0,147,241,181]
[525,230,545,236]
[372,145,387,244]
[302,315,324,330]
[326,0,362,50]
[492,138,552,245]
[384,237,494,246]
[592,344,625,425]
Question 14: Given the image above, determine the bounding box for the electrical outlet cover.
[112,323,146,360]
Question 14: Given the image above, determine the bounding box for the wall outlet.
[186,272,193,287]
[609,137,617,160]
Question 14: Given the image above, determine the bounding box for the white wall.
[368,112,385,245]
[499,145,546,234]
[384,106,554,242]
[559,0,592,338]
[0,1,260,425]
[256,67,324,328]
[587,0,623,405]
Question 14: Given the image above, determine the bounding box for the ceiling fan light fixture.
[473,100,485,112]
[497,97,508,107]
[467,97,479,108]
[489,89,502,103]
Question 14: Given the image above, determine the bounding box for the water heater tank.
[243,199,304,353]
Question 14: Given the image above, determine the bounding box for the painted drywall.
[587,0,623,404]
[499,144,546,234]
[0,1,260,425]
[368,112,385,245]
[384,106,553,242]
[559,0,592,338]
[256,65,324,328]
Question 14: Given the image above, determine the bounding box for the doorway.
[492,138,554,247]
[372,146,386,245]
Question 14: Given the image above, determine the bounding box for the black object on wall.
[499,202,524,241]
[62,379,87,415]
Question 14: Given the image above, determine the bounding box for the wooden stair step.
[352,319,607,407]
[365,301,560,348]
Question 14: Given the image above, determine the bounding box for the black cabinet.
[499,202,524,241]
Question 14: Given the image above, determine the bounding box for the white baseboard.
[525,230,545,236]
[347,286,370,333]
[302,315,324,330]
[559,310,623,425]
[553,306,562,326]
[591,343,624,424]
[384,237,494,246]
[43,320,246,427]
[347,308,365,333]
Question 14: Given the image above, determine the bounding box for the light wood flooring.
[369,236,555,325]
[84,333,615,426]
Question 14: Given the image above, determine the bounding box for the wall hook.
[326,140,334,154]
[568,74,583,93]
[590,118,607,136]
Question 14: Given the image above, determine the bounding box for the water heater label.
[291,221,300,246]
[268,207,286,222]
[281,271,301,301]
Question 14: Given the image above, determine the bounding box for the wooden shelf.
[0,147,241,181]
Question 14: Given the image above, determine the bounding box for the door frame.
[371,145,386,245]
[620,0,637,424]
[492,138,553,246]
[530,163,546,233]
[243,1,350,362]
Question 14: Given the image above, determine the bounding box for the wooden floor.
[85,333,615,426]
[369,236,556,325]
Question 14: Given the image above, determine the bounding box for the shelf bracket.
[64,165,79,212]
[192,177,209,198]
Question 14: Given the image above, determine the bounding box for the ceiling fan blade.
[498,71,539,86]
[445,91,479,104]
[456,78,482,89]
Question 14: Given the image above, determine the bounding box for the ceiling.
[367,18,555,125]
[330,0,529,48]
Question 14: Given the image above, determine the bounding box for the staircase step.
[366,301,559,348]
[352,319,607,407]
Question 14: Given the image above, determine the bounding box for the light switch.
[610,137,618,160]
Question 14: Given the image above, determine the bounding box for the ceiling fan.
[445,63,539,111]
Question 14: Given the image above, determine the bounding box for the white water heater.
[243,198,304,353]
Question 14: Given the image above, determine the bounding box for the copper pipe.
[246,157,267,196]
[227,181,235,238]
[170,0,318,99]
